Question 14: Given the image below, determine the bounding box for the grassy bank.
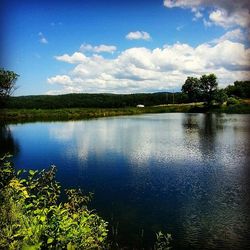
[1,101,249,123]
[0,104,198,123]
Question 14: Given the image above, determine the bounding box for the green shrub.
[154,231,172,250]
[0,155,172,249]
[227,97,240,106]
[0,155,108,250]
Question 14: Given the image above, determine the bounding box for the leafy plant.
[0,156,173,249]
[154,231,172,250]
[0,68,19,107]
[0,156,108,249]
[0,154,15,188]
[227,97,240,106]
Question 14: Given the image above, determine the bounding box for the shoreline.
[1,102,249,123]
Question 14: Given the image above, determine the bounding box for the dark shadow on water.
[0,123,19,157]
[181,113,250,250]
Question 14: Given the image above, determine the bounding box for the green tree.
[181,76,201,102]
[213,89,228,105]
[227,97,240,106]
[0,69,19,107]
[224,84,237,97]
[225,81,250,98]
[199,74,218,105]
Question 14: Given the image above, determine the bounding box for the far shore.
[1,101,249,123]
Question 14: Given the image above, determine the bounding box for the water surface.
[1,113,250,249]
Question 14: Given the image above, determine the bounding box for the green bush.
[0,155,108,250]
[227,97,240,106]
[154,231,172,250]
[0,155,172,249]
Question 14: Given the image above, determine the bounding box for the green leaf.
[29,170,36,176]
[67,242,75,250]
[17,169,24,176]
[47,238,54,244]
[40,215,46,222]
[22,243,41,250]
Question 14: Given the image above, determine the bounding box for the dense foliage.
[1,69,249,110]
[0,155,108,249]
[181,77,201,102]
[182,75,250,106]
[181,74,228,105]
[213,89,228,105]
[0,155,172,249]
[6,92,188,109]
[225,81,250,98]
[227,97,240,106]
[199,74,219,104]
[0,69,19,107]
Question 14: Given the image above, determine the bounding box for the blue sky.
[1,0,249,95]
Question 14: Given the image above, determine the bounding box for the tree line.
[0,69,19,107]
[181,73,250,105]
[1,68,249,109]
[5,93,188,109]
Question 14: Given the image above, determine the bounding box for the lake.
[1,113,250,249]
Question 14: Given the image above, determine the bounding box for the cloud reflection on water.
[3,113,250,249]
[47,113,250,248]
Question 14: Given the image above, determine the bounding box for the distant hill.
[6,92,188,109]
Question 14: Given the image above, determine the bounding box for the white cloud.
[163,0,250,29]
[163,0,250,11]
[48,39,250,94]
[47,75,73,85]
[38,32,48,44]
[209,9,250,28]
[191,7,203,21]
[80,44,117,53]
[210,29,245,44]
[126,31,151,41]
[203,18,212,27]
[55,52,87,64]
[195,11,202,19]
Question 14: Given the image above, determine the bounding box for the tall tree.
[181,76,201,102]
[199,74,218,105]
[0,69,19,107]
[213,89,228,105]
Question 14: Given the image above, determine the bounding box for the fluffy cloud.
[38,32,48,44]
[80,44,117,53]
[48,75,73,85]
[47,36,250,94]
[55,52,87,64]
[126,31,151,40]
[164,0,197,8]
[164,0,250,28]
[163,0,250,11]
[203,18,212,27]
[210,29,245,43]
[209,9,250,28]
[192,8,203,21]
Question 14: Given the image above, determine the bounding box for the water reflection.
[0,123,19,157]
[181,114,250,249]
[48,114,206,166]
[44,114,250,248]
[2,113,250,249]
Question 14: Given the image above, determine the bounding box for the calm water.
[1,113,250,249]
